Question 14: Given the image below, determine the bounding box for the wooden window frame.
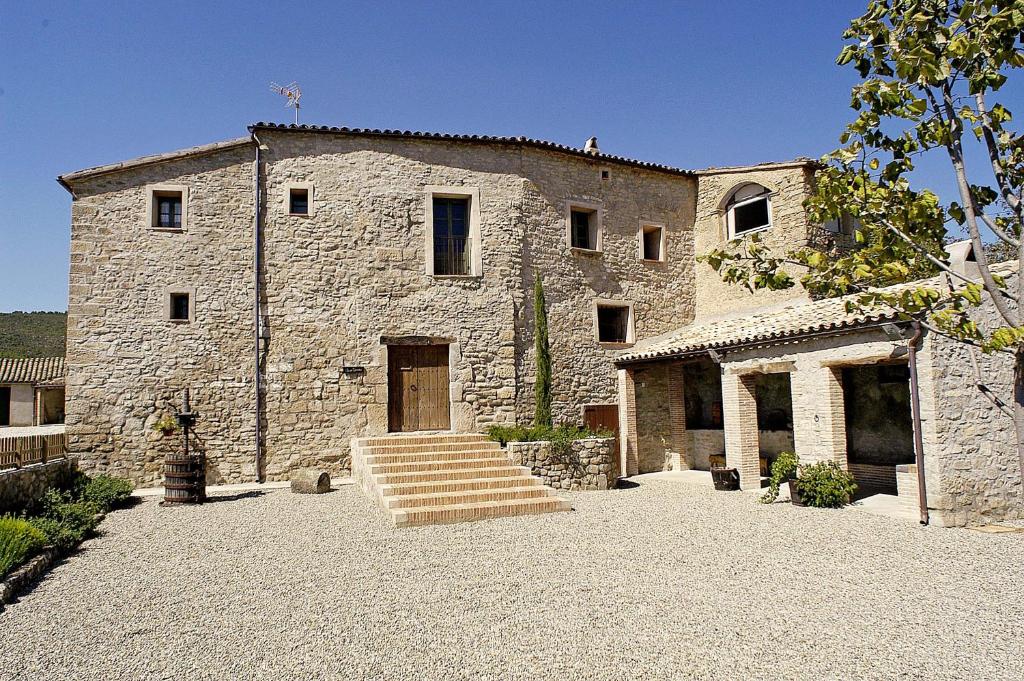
[638,222,667,262]
[565,200,603,254]
[283,182,315,217]
[164,286,196,324]
[147,184,189,232]
[424,186,482,278]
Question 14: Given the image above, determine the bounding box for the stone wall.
[692,164,815,321]
[0,458,75,514]
[64,131,701,485]
[927,293,1023,525]
[508,437,616,491]
[65,144,257,485]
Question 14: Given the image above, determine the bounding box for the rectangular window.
[571,209,594,249]
[156,193,183,229]
[732,197,770,235]
[641,225,664,261]
[289,188,309,215]
[432,197,471,275]
[169,293,190,322]
[596,305,630,343]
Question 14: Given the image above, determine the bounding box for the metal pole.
[252,132,264,483]
[182,388,190,459]
[907,321,929,525]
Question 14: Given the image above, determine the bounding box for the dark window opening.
[732,198,770,235]
[684,360,723,429]
[596,305,629,343]
[601,169,610,180]
[642,227,663,261]
[289,188,309,215]
[156,194,182,229]
[170,293,190,321]
[571,209,595,250]
[433,196,471,275]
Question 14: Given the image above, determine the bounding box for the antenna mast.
[270,81,302,124]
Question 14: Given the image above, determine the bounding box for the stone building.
[0,357,65,427]
[57,123,1020,526]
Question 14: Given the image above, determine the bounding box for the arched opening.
[723,182,773,238]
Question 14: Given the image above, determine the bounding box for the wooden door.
[388,345,451,432]
[583,404,619,453]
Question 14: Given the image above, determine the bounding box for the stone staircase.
[351,433,570,527]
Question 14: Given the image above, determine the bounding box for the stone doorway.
[387,344,451,432]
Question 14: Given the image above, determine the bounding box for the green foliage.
[759,451,799,504]
[794,461,858,509]
[0,516,46,578]
[486,423,611,447]
[27,488,101,554]
[152,414,179,434]
[73,473,134,513]
[0,311,67,359]
[533,273,553,427]
[698,0,1024,359]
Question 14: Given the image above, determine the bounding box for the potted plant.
[759,451,798,504]
[152,414,179,437]
[791,461,857,508]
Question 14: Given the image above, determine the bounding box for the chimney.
[944,240,980,278]
[584,136,600,155]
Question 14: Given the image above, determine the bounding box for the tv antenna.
[270,81,302,124]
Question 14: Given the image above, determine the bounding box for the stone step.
[379,475,544,497]
[368,457,511,475]
[364,449,503,465]
[374,465,530,485]
[392,496,572,527]
[363,441,499,455]
[359,433,488,447]
[384,485,553,509]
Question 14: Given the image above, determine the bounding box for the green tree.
[534,272,553,427]
[700,1,1024,472]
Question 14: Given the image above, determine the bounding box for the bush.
[27,489,100,554]
[794,461,857,508]
[486,423,610,446]
[759,451,799,504]
[0,516,46,578]
[77,475,134,513]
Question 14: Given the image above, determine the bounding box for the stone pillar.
[617,368,639,477]
[722,371,760,490]
[791,366,847,466]
[667,361,689,470]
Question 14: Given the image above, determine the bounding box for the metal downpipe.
[252,132,264,483]
[907,321,928,525]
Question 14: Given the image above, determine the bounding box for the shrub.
[0,516,46,578]
[759,451,799,504]
[78,475,134,513]
[27,489,101,554]
[794,461,857,508]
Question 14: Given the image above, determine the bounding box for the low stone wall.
[508,437,616,491]
[0,458,76,514]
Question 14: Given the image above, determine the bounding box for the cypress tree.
[533,272,552,427]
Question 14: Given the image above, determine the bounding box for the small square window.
[601,169,611,180]
[596,305,630,344]
[641,225,665,261]
[289,188,309,215]
[152,191,184,229]
[169,293,190,322]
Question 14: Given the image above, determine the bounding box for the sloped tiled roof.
[249,123,695,176]
[0,357,66,385]
[617,261,1018,364]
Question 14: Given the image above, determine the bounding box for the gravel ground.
[1,477,1022,681]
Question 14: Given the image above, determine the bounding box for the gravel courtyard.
[2,477,1022,681]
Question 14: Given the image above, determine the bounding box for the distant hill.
[0,312,67,358]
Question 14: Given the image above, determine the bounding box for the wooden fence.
[0,433,67,471]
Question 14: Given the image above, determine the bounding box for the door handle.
[410,385,418,391]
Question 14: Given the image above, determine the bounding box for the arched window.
[725,183,773,237]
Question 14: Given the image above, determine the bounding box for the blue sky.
[0,0,1004,311]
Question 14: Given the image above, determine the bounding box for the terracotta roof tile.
[0,357,65,385]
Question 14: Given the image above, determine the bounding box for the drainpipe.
[907,320,929,525]
[252,132,264,483]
